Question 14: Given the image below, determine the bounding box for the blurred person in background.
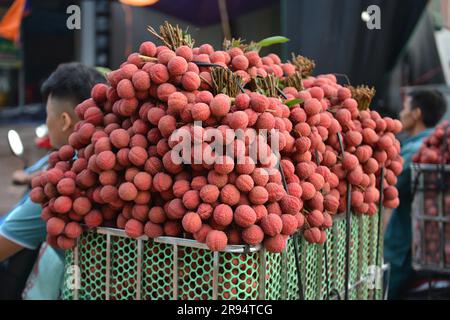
[384,89,447,299]
[0,62,106,300]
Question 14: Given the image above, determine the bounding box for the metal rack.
[411,163,450,274]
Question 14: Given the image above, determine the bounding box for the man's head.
[42,62,106,148]
[400,89,447,135]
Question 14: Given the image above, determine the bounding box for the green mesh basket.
[62,213,384,300]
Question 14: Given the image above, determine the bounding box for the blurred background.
[0,0,449,215]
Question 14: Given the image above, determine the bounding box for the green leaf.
[257,36,290,48]
[95,66,112,77]
[285,98,303,107]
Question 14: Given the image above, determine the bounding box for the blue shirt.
[0,154,65,300]
[21,243,65,300]
[384,128,433,298]
[0,196,47,249]
[0,154,50,248]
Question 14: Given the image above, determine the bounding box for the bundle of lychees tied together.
[414,120,450,164]
[30,22,403,253]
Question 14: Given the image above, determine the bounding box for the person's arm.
[0,235,24,262]
[12,155,50,185]
[0,196,46,262]
[12,170,41,185]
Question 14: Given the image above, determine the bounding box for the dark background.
[0,0,447,118]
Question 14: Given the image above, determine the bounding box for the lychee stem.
[199,74,212,88]
[139,55,158,62]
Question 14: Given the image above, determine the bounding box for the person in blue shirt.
[0,62,106,299]
[0,155,49,227]
[384,89,448,299]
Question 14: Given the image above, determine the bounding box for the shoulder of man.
[401,129,433,161]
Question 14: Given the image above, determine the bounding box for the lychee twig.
[283,71,304,91]
[222,37,247,51]
[346,85,376,111]
[210,67,243,97]
[254,74,280,98]
[147,21,195,50]
[288,53,315,78]
[199,74,212,89]
[302,208,311,215]
[147,25,167,45]
[139,55,158,62]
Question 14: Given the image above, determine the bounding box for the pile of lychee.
[414,190,450,266]
[412,120,450,267]
[283,77,403,216]
[30,33,403,253]
[414,120,450,164]
[413,219,450,266]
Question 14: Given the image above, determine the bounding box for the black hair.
[41,62,106,105]
[408,89,447,128]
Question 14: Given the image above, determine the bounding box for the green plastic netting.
[62,213,383,300]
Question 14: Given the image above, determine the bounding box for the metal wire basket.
[62,213,384,300]
[411,163,450,274]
